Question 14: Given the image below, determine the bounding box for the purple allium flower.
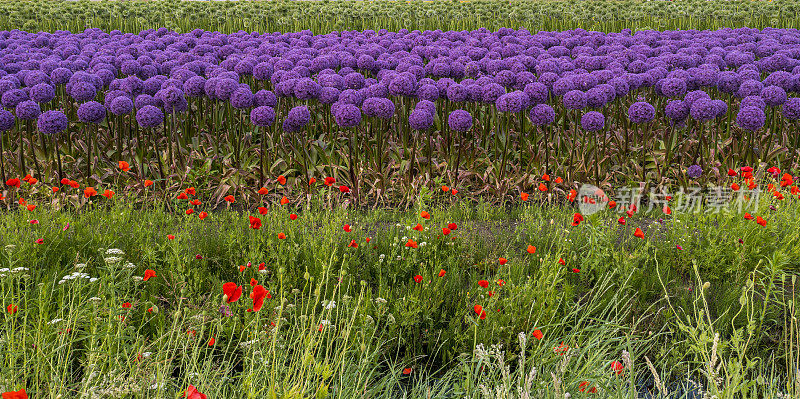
[690,98,717,122]
[496,91,530,113]
[736,106,766,132]
[254,90,278,108]
[665,100,689,122]
[215,79,239,101]
[319,87,340,104]
[250,106,275,127]
[361,97,395,120]
[523,82,549,105]
[760,86,787,107]
[109,96,134,116]
[29,83,55,104]
[135,105,164,128]
[416,84,440,102]
[687,165,703,179]
[628,101,656,124]
[333,103,362,128]
[563,90,587,110]
[344,72,365,90]
[69,82,97,103]
[712,100,728,118]
[37,110,68,135]
[409,109,434,131]
[183,76,207,98]
[448,109,473,132]
[580,111,605,132]
[282,105,311,132]
[741,96,766,110]
[736,79,764,98]
[0,109,14,131]
[294,78,322,100]
[660,78,688,98]
[15,100,41,121]
[230,87,254,109]
[446,84,468,103]
[528,104,556,126]
[2,89,28,108]
[415,100,436,115]
[77,101,106,124]
[482,83,506,103]
[50,68,72,86]
[135,94,160,110]
[683,90,710,109]
[783,98,800,120]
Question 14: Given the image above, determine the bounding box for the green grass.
[1,190,799,397]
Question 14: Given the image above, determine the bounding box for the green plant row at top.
[2,0,800,34]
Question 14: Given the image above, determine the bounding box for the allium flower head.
[250,106,275,127]
[448,109,472,132]
[528,104,556,126]
[580,111,605,132]
[0,109,14,131]
[282,105,311,132]
[333,103,362,128]
[77,101,106,124]
[736,106,766,132]
[135,105,164,128]
[37,110,68,135]
[687,165,703,179]
[15,100,41,121]
[628,101,656,124]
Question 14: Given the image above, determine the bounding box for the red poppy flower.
[558,258,565,266]
[473,304,483,314]
[555,177,563,184]
[538,183,547,192]
[250,285,268,312]
[568,189,578,202]
[756,216,767,227]
[781,173,794,187]
[1,389,27,399]
[541,174,550,182]
[280,196,289,205]
[167,234,175,240]
[195,254,203,260]
[290,213,298,220]
[278,233,286,240]
[520,192,529,201]
[143,269,156,281]
[224,195,235,203]
[258,263,266,271]
[118,161,131,172]
[478,280,489,288]
[413,275,423,283]
[258,187,269,195]
[578,381,597,393]
[611,360,624,375]
[413,223,423,231]
[618,217,626,225]
[35,238,43,245]
[348,239,358,248]
[498,257,508,265]
[177,192,188,200]
[186,208,194,215]
[572,268,580,273]
[184,385,207,399]
[277,175,287,185]
[147,307,153,313]
[185,187,196,196]
[727,168,737,176]
[496,279,505,286]
[438,269,446,277]
[122,302,132,309]
[6,304,17,314]
[343,224,352,232]
[190,199,201,206]
[324,177,336,186]
[366,237,371,243]
[663,206,672,215]
[27,178,37,185]
[442,227,451,235]
[741,166,753,173]
[420,211,430,219]
[60,178,70,185]
[339,185,350,193]
[198,211,208,220]
[308,177,316,185]
[5,178,20,188]
[634,228,644,239]
[144,180,154,187]
[402,368,412,375]
[571,213,584,226]
[207,337,215,346]
[222,282,243,303]
[29,219,38,224]
[744,213,754,220]
[102,190,114,199]
[405,239,418,248]
[532,329,543,340]
[441,185,450,192]
[25,204,36,211]
[768,166,781,176]
[249,216,262,230]
[731,183,740,191]
[84,187,98,198]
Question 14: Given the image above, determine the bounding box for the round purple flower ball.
[712,100,728,118]
[230,88,254,109]
[29,83,55,104]
[409,109,434,131]
[628,101,656,124]
[580,111,605,132]
[282,105,311,132]
[736,106,766,132]
[686,165,703,179]
[529,104,556,126]
[250,106,275,127]
[109,96,134,116]
[77,101,106,124]
[665,100,689,122]
[760,86,787,107]
[448,109,473,132]
[741,96,766,111]
[136,105,164,128]
[69,82,97,103]
[415,100,436,115]
[660,78,687,98]
[15,100,41,121]
[523,82,549,105]
[690,99,717,122]
[2,89,28,109]
[333,103,362,128]
[782,98,800,120]
[496,91,530,113]
[563,90,587,110]
[362,97,395,120]
[37,110,68,135]
[0,109,14,131]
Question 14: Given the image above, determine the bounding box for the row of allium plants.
[0,177,799,397]
[3,27,800,203]
[2,0,800,34]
